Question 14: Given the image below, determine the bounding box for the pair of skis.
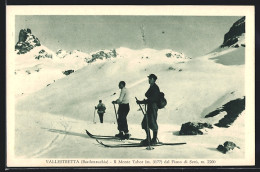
[86,130,186,148]
[88,97,186,148]
[86,130,143,141]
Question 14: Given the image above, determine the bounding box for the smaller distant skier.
[95,100,106,123]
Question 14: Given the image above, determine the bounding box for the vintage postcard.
[6,5,255,167]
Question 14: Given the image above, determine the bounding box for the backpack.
[157,92,167,109]
[98,104,106,113]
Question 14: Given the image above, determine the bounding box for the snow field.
[12,45,246,161]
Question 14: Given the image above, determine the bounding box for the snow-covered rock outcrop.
[217,141,240,154]
[179,122,213,135]
[87,49,118,63]
[56,49,68,58]
[15,28,41,54]
[34,49,53,60]
[221,16,245,48]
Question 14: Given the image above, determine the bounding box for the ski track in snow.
[30,122,71,158]
[30,134,60,158]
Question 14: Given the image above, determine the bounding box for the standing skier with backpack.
[136,74,161,146]
[95,100,106,123]
[112,81,130,140]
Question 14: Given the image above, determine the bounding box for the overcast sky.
[15,16,242,57]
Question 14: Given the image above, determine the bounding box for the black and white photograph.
[6,5,255,167]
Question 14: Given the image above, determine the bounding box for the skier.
[112,81,130,139]
[95,100,106,123]
[136,74,160,146]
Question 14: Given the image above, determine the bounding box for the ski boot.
[140,138,151,146]
[115,132,124,139]
[151,137,159,145]
[123,133,131,140]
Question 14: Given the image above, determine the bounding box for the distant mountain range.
[14,16,245,95]
[14,28,191,63]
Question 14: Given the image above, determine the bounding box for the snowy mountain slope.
[210,46,245,66]
[13,45,246,162]
[15,47,191,123]
[14,33,244,126]
[14,44,90,95]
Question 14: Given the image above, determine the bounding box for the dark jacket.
[96,103,106,113]
[144,83,160,104]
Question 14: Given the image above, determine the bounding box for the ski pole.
[113,103,118,125]
[111,92,116,96]
[135,97,153,150]
[93,107,96,124]
[102,92,116,100]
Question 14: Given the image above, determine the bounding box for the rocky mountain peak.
[15,28,41,54]
[221,17,245,48]
[86,49,117,63]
